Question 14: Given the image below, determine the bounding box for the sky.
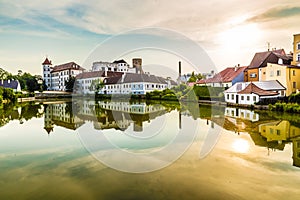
[1,0,300,77]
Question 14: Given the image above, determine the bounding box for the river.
[0,99,300,199]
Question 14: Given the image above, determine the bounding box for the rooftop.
[42,58,52,65]
[0,80,20,90]
[224,80,286,93]
[237,83,278,96]
[76,71,123,79]
[51,62,85,73]
[247,49,291,69]
[197,66,247,84]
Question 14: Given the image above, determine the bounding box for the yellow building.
[292,33,300,66]
[244,49,291,82]
[261,63,300,95]
[259,120,300,142]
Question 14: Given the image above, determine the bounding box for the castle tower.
[132,58,143,74]
[42,57,52,90]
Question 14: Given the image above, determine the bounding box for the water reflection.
[2,100,300,169]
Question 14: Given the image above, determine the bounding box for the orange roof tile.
[197,66,247,84]
[237,82,278,96]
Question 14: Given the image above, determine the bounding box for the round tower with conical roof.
[42,57,52,90]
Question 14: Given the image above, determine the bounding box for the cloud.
[248,6,300,22]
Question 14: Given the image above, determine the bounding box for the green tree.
[65,76,76,92]
[90,79,105,94]
[188,71,203,82]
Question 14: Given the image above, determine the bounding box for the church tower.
[42,57,52,90]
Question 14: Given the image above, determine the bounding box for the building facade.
[261,63,300,96]
[244,49,292,82]
[0,79,21,92]
[42,58,85,91]
[292,33,300,66]
[224,81,286,105]
[101,73,176,95]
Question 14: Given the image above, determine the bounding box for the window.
[298,42,300,50]
[250,73,257,78]
[241,95,244,100]
[231,94,234,100]
[227,94,229,100]
[247,96,250,101]
[293,82,296,89]
[276,70,281,76]
[276,130,280,135]
[298,53,300,61]
[293,70,296,76]
[253,96,256,102]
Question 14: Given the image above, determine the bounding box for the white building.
[42,58,85,91]
[43,102,85,134]
[75,71,123,94]
[92,59,136,73]
[224,80,285,105]
[225,107,259,122]
[101,73,176,95]
[42,58,52,89]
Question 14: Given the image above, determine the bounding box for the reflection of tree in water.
[20,103,43,121]
[0,103,43,128]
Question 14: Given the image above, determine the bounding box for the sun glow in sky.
[0,0,299,75]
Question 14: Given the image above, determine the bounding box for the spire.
[42,57,52,65]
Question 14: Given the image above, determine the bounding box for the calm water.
[1,99,300,199]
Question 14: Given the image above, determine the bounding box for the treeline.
[0,68,45,92]
[145,84,225,101]
[0,87,17,103]
[269,93,300,113]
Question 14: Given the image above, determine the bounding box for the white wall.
[224,92,259,105]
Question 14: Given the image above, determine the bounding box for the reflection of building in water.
[259,121,300,143]
[77,100,167,132]
[292,137,300,167]
[259,120,300,167]
[225,107,259,122]
[43,102,85,134]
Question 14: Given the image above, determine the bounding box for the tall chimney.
[179,61,182,77]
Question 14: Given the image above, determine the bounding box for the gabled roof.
[42,58,52,65]
[113,59,128,64]
[0,80,20,90]
[224,80,286,93]
[247,49,291,69]
[76,71,123,79]
[103,73,173,85]
[197,66,247,84]
[51,62,85,73]
[238,83,278,96]
[123,73,167,84]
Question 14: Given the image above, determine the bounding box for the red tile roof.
[237,82,278,96]
[247,49,291,69]
[197,66,247,84]
[42,58,52,65]
[51,62,85,73]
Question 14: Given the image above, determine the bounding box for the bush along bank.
[94,84,225,102]
[269,102,300,113]
[0,87,17,103]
